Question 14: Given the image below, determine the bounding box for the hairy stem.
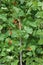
[18,20,22,65]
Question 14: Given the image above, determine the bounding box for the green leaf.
[11,30,18,38]
[38,38,43,45]
[0,34,5,41]
[19,0,25,4]
[26,52,32,57]
[30,45,36,51]
[0,14,7,21]
[0,25,3,30]
[35,11,43,18]
[24,26,33,34]
[11,60,19,65]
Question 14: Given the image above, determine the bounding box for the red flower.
[9,31,12,35]
[26,47,32,51]
[8,40,12,45]
[13,20,17,24]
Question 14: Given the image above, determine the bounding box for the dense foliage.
[0,0,43,65]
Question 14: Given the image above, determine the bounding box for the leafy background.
[0,0,43,65]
